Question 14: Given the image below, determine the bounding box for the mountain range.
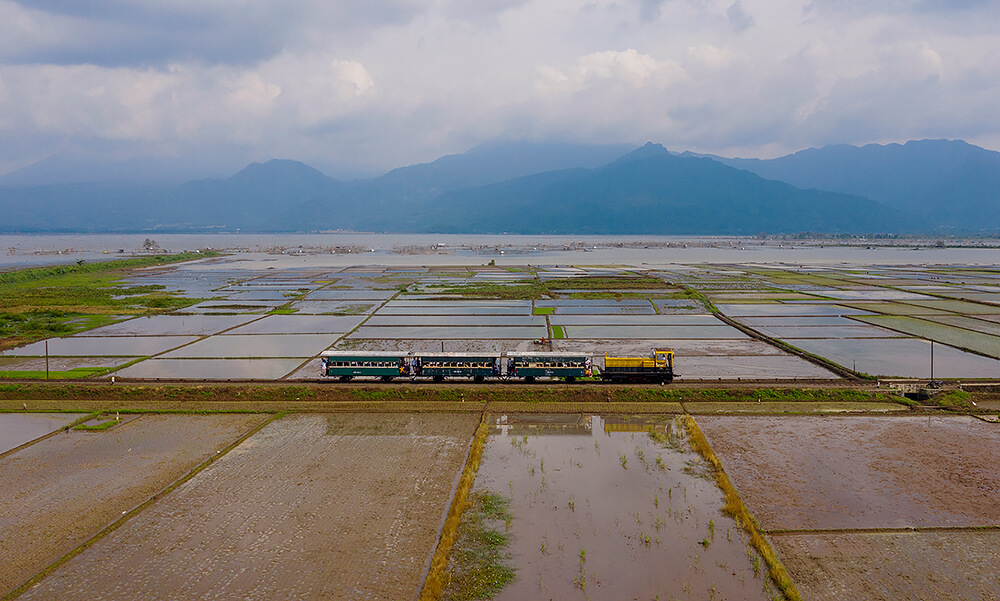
[1,139,997,235]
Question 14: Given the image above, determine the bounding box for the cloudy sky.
[2,0,999,180]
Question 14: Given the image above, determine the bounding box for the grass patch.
[935,389,973,409]
[440,490,515,601]
[676,285,718,313]
[421,418,492,601]
[542,276,669,290]
[532,307,554,315]
[0,367,112,380]
[0,254,213,347]
[565,291,656,299]
[551,325,566,339]
[683,415,801,601]
[413,280,550,300]
[73,417,120,431]
[0,253,216,286]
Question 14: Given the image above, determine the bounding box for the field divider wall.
[419,414,490,601]
[683,414,803,601]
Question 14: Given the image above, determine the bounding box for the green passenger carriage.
[415,353,498,382]
[321,351,405,381]
[509,352,591,382]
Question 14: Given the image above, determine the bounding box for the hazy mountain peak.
[231,159,332,182]
[712,138,1000,230]
[611,142,671,164]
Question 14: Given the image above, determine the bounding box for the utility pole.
[930,340,934,383]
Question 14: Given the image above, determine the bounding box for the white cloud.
[684,44,738,70]
[1,0,999,176]
[920,42,944,78]
[541,49,686,90]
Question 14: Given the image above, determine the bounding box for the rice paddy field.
[3,247,1000,599]
[3,252,1000,382]
[697,415,1000,601]
[5,407,998,601]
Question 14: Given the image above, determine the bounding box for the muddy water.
[19,414,477,601]
[566,324,747,339]
[160,333,333,358]
[115,358,305,379]
[698,415,1000,530]
[783,337,1000,378]
[476,414,776,601]
[349,325,547,339]
[0,413,85,454]
[1,414,265,596]
[79,314,258,336]
[1,336,201,357]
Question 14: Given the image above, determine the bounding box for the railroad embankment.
[0,381,958,414]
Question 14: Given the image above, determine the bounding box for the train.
[319,348,675,383]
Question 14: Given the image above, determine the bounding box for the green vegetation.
[0,253,215,286]
[676,285,718,313]
[412,280,550,300]
[0,383,899,409]
[683,415,801,601]
[532,307,554,315]
[0,253,214,350]
[421,419,491,601]
[853,315,1000,359]
[566,291,659,299]
[551,325,566,339]
[543,276,669,290]
[934,389,974,410]
[440,491,515,601]
[0,367,113,380]
[73,417,120,431]
[410,274,677,300]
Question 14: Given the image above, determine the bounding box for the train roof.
[509,351,589,358]
[320,351,409,358]
[414,353,498,359]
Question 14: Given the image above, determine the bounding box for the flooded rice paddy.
[78,315,259,336]
[698,415,1000,530]
[159,334,334,358]
[0,413,85,454]
[16,413,477,601]
[223,314,365,334]
[771,531,1000,601]
[781,337,1000,378]
[349,326,548,340]
[1,336,201,357]
[3,403,999,599]
[114,357,307,379]
[0,414,265,595]
[460,414,779,601]
[696,414,1000,601]
[3,247,1000,381]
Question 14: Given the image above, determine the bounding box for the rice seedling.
[682,415,801,601]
